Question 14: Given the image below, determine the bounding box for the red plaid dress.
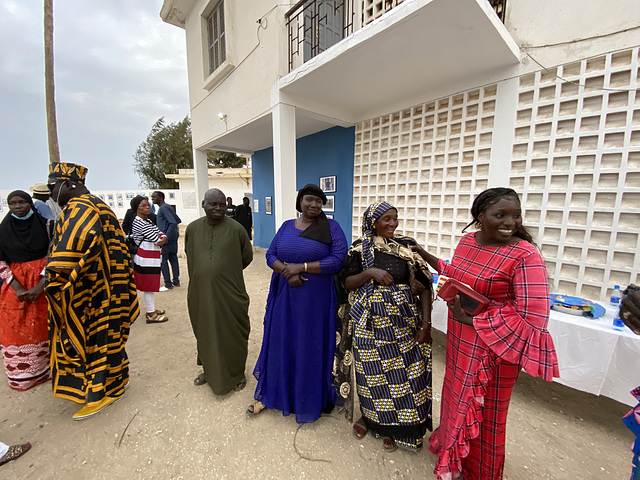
[429,233,559,480]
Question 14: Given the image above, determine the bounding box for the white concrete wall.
[0,188,200,227]
[506,0,640,68]
[183,0,291,151]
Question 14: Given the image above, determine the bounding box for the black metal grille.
[487,0,506,23]
[286,0,355,73]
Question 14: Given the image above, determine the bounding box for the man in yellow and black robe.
[45,162,139,420]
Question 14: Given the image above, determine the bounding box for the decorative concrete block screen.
[363,0,405,25]
[512,47,640,301]
[353,85,498,261]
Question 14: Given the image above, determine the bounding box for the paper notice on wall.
[253,198,259,213]
[182,191,197,209]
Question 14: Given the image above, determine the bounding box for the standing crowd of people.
[2,163,636,478]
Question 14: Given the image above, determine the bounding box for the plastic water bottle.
[610,285,624,330]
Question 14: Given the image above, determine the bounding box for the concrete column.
[272,103,297,228]
[193,148,209,217]
[488,77,519,186]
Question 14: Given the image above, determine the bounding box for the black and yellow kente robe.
[46,194,139,405]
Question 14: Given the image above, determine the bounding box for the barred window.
[206,2,226,75]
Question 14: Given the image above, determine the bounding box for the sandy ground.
[0,238,634,479]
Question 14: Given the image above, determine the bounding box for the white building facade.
[161,0,640,301]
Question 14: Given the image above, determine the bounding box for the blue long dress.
[253,219,347,423]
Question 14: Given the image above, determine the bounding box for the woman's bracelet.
[304,262,308,272]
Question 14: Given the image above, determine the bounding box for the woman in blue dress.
[248,184,348,423]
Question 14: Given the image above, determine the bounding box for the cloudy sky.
[0,0,189,190]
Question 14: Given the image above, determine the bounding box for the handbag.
[437,278,490,316]
[125,234,139,256]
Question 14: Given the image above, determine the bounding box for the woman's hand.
[287,273,308,287]
[23,281,45,303]
[415,324,431,343]
[9,279,28,301]
[281,262,304,280]
[157,236,168,247]
[367,267,394,286]
[447,295,475,327]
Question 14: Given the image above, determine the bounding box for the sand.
[0,242,633,479]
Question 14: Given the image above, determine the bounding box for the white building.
[161,0,640,302]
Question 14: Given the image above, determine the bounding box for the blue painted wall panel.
[251,126,355,248]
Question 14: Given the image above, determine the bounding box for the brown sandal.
[246,401,267,416]
[353,417,368,439]
[154,309,166,315]
[146,312,169,324]
[194,373,207,386]
[382,437,397,452]
[0,443,32,466]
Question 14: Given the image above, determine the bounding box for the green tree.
[133,116,244,188]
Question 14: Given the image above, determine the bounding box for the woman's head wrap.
[130,195,147,212]
[295,184,327,212]
[296,184,332,244]
[6,190,34,209]
[0,190,49,264]
[361,201,396,272]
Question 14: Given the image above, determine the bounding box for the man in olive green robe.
[185,189,253,395]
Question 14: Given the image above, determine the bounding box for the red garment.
[0,257,50,391]
[132,241,161,292]
[429,233,559,480]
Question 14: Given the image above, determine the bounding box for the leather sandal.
[146,312,169,324]
[0,443,32,466]
[234,378,247,392]
[154,309,166,315]
[246,401,267,416]
[382,437,397,452]
[194,373,207,386]
[353,417,368,439]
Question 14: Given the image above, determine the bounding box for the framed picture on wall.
[265,196,272,215]
[324,195,335,212]
[320,175,336,193]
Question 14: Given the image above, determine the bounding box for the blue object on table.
[549,293,606,319]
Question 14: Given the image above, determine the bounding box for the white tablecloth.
[432,299,640,406]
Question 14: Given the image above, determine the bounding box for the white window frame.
[201,0,234,90]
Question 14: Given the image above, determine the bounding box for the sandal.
[353,417,368,439]
[246,401,267,416]
[194,373,207,386]
[382,437,397,452]
[0,443,32,466]
[154,309,166,315]
[146,312,169,324]
[234,378,247,392]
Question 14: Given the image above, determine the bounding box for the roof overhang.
[278,0,521,123]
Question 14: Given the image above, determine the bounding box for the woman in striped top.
[130,195,169,323]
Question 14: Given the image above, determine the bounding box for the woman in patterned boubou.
[0,191,53,390]
[413,187,559,480]
[336,201,433,452]
[130,195,169,323]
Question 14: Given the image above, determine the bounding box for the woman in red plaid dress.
[414,188,559,480]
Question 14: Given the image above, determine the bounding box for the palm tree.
[44,0,60,163]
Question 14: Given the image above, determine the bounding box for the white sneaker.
[159,286,172,292]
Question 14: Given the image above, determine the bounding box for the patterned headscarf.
[48,162,88,185]
[360,201,396,293]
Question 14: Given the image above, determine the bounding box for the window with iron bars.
[206,1,226,75]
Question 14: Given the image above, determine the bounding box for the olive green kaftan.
[185,216,252,394]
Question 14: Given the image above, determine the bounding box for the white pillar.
[193,148,209,217]
[272,103,297,228]
[488,77,519,185]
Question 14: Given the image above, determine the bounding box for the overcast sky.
[0,0,189,191]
